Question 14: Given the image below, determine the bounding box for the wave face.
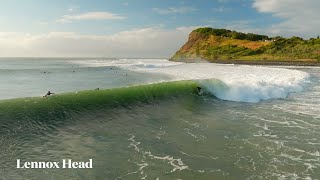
[0,80,198,126]
[77,59,310,103]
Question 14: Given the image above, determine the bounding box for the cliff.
[171,27,320,63]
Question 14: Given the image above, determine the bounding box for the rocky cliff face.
[171,30,270,61]
[170,28,320,62]
[170,31,207,61]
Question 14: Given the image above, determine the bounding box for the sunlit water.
[0,58,319,179]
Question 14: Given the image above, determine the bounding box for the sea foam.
[77,59,311,103]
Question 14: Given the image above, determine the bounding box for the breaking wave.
[74,59,310,103]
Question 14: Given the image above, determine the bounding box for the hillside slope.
[171,27,320,62]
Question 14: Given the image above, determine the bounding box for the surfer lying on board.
[43,91,55,97]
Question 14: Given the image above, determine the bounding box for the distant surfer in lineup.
[43,91,55,97]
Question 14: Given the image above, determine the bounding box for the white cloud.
[0,26,200,57]
[253,0,320,38]
[57,12,126,23]
[212,6,231,13]
[153,7,197,14]
[67,5,79,13]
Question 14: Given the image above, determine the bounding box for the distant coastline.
[171,27,320,66]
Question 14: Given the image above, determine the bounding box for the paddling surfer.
[43,91,55,97]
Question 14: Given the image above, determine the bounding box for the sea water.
[0,58,319,179]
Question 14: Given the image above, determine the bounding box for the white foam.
[74,59,311,103]
[71,58,183,68]
[122,60,309,103]
[127,134,189,173]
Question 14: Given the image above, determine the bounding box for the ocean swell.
[0,80,198,122]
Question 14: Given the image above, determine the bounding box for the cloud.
[252,0,320,38]
[153,7,197,14]
[57,12,126,23]
[0,26,200,57]
[67,8,75,12]
[212,6,231,13]
[67,5,79,13]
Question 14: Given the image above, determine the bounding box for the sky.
[0,0,319,57]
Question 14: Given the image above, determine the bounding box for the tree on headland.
[194,27,269,41]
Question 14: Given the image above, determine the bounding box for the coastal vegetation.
[171,27,320,62]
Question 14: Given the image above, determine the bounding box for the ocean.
[0,58,319,179]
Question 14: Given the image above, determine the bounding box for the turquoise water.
[0,58,319,179]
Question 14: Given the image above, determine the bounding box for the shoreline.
[171,59,320,66]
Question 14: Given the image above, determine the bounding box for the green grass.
[172,28,320,61]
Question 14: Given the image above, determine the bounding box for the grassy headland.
[171,27,320,65]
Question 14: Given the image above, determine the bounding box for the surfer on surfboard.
[43,91,55,97]
[197,86,203,96]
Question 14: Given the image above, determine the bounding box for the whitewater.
[0,58,319,179]
[76,58,310,102]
